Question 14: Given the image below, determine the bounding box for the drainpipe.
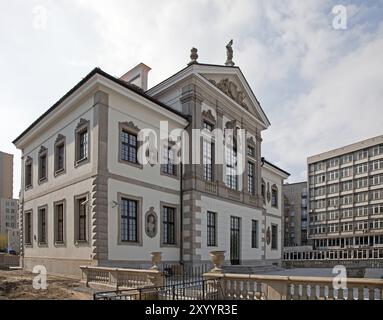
[180,117,191,265]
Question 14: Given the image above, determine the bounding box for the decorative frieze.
[208,78,249,110]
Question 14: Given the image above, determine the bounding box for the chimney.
[120,63,151,91]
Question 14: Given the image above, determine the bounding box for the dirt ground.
[0,269,93,300]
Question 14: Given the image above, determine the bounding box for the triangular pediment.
[199,69,270,128]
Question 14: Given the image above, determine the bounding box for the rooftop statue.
[225,39,235,66]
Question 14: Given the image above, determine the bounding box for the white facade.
[14,62,289,277]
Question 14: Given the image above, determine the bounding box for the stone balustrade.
[203,272,383,300]
[80,266,164,290]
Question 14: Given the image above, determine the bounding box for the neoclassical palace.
[13,47,289,277]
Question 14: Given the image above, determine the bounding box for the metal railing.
[93,279,223,301]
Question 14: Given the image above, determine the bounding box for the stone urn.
[150,252,162,270]
[209,251,225,273]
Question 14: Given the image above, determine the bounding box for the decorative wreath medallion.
[145,207,158,238]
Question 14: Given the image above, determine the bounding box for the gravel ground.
[0,269,94,300]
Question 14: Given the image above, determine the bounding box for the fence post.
[265,278,289,300]
[81,266,90,287]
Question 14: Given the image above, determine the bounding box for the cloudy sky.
[1,0,383,198]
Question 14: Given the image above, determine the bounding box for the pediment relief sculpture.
[208,78,249,110]
[202,109,216,123]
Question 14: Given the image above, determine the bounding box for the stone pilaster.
[91,91,109,263]
[182,191,202,264]
[180,84,204,186]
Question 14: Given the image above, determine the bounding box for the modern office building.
[283,182,309,247]
[0,151,19,252]
[0,151,13,199]
[308,135,383,250]
[13,48,289,277]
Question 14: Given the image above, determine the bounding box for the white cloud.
[0,0,382,194]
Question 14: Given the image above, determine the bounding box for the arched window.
[271,185,278,208]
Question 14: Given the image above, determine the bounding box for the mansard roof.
[13,67,188,145]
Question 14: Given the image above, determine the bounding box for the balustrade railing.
[80,266,164,290]
[203,273,383,300]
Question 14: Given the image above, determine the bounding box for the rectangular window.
[163,207,176,245]
[25,160,32,189]
[207,211,217,247]
[55,141,65,174]
[38,207,47,245]
[271,187,278,208]
[55,203,65,244]
[120,198,138,242]
[38,151,47,182]
[77,129,89,162]
[25,211,32,245]
[251,220,258,248]
[203,121,214,132]
[248,162,255,195]
[226,144,238,190]
[203,140,214,181]
[271,224,278,250]
[162,145,176,175]
[76,197,87,242]
[120,130,138,164]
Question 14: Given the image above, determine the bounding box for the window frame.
[251,220,259,248]
[75,119,90,167]
[248,161,255,196]
[54,135,66,176]
[38,147,48,184]
[161,141,178,178]
[24,157,33,190]
[74,193,90,245]
[207,211,217,247]
[271,185,279,208]
[24,209,33,247]
[37,205,48,246]
[118,121,143,169]
[160,202,179,248]
[54,200,66,246]
[203,139,214,182]
[271,224,278,250]
[117,193,143,246]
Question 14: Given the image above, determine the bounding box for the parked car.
[8,250,17,255]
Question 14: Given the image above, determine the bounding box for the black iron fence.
[161,263,212,285]
[93,279,223,301]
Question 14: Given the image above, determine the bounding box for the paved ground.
[0,269,94,300]
[260,268,383,279]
